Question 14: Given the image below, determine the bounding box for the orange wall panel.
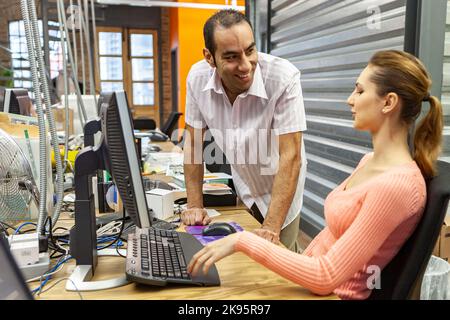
[169,7,179,50]
[171,0,245,130]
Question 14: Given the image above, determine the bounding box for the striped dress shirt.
[185,52,307,229]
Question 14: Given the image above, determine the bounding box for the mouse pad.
[185,222,244,246]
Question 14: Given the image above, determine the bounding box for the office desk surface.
[33,210,337,300]
[156,141,182,153]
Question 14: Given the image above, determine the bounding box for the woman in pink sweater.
[187,50,444,300]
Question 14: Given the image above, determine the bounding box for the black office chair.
[161,111,183,140]
[368,160,450,300]
[133,118,156,131]
[203,130,232,176]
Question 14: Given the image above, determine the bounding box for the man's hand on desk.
[181,207,211,225]
[252,226,281,245]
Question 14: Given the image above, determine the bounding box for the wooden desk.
[33,209,337,300]
[156,141,182,153]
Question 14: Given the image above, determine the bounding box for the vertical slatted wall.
[441,0,450,163]
[269,0,408,237]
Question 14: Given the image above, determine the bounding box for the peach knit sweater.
[235,153,426,300]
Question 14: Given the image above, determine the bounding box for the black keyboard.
[126,227,191,286]
[120,217,178,241]
[126,227,221,287]
[151,217,178,230]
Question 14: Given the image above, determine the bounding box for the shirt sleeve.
[272,73,307,135]
[185,74,207,129]
[235,173,423,296]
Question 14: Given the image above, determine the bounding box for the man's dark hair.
[203,9,253,59]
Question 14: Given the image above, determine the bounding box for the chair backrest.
[203,130,232,175]
[161,112,182,138]
[368,160,450,300]
[133,118,156,131]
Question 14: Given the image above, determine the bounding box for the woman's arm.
[302,227,332,257]
[189,172,423,296]
[235,173,423,295]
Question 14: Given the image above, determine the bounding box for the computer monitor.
[68,90,151,290]
[1,88,32,116]
[0,233,33,300]
[99,90,151,228]
[0,87,5,108]
[69,91,219,290]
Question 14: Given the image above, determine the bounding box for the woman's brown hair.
[368,50,443,178]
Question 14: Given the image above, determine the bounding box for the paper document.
[143,152,183,174]
[205,209,221,218]
[170,172,232,188]
[202,183,233,195]
[203,172,233,180]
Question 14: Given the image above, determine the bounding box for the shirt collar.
[202,68,224,94]
[240,64,268,99]
[202,63,268,100]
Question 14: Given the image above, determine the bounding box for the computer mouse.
[202,222,236,236]
[149,131,169,142]
[148,144,161,152]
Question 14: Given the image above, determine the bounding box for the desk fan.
[0,128,39,222]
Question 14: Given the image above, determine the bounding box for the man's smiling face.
[209,21,258,97]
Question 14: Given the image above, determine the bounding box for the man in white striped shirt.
[181,9,307,252]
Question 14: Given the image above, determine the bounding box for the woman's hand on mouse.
[187,232,242,276]
[181,207,211,225]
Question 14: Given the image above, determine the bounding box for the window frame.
[8,19,67,91]
[95,26,160,123]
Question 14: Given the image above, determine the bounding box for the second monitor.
[70,90,220,289]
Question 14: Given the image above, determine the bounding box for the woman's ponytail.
[413,95,444,178]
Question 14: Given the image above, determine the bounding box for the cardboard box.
[51,107,74,136]
[432,215,450,262]
[63,95,98,135]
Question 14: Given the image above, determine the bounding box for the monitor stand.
[65,249,128,292]
[68,145,130,291]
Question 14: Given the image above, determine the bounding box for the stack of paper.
[171,172,232,189]
[203,172,232,183]
[202,183,233,195]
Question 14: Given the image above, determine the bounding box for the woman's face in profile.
[347,65,387,132]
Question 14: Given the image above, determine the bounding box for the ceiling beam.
[95,0,244,10]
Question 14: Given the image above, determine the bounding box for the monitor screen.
[0,234,33,300]
[2,88,32,116]
[99,91,151,228]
